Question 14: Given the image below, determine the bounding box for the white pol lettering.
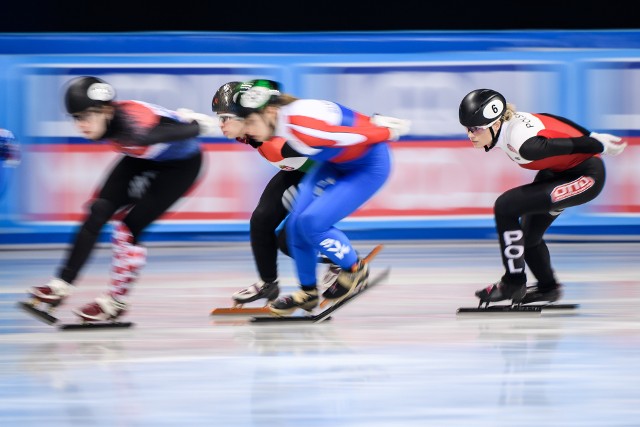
[503,230,524,274]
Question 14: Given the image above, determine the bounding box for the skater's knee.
[297,211,324,237]
[250,207,277,231]
[494,194,519,216]
[524,237,543,249]
[85,199,116,233]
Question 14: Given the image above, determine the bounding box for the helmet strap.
[484,122,502,152]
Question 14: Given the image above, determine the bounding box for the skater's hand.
[590,132,627,156]
[371,114,411,141]
[176,108,217,136]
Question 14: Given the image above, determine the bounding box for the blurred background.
[0,30,638,245]
[1,6,639,426]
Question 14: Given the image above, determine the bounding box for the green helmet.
[233,79,281,118]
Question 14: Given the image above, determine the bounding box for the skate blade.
[17,301,58,325]
[210,307,272,316]
[456,303,579,315]
[59,322,134,330]
[251,315,332,323]
[251,267,391,324]
[362,244,384,264]
[319,299,332,309]
[318,245,383,309]
[319,280,369,309]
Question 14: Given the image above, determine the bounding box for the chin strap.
[484,123,503,152]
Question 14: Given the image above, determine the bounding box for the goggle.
[465,118,500,134]
[218,114,243,124]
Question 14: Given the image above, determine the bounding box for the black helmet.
[212,81,242,115]
[459,89,506,127]
[64,76,115,114]
[233,79,281,118]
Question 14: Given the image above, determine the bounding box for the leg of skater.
[231,171,304,307]
[73,153,202,322]
[270,144,390,315]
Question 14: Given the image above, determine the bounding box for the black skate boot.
[521,284,562,304]
[232,280,280,306]
[475,280,527,307]
[269,288,318,316]
[322,258,369,303]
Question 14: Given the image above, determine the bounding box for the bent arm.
[136,117,200,145]
[519,135,603,160]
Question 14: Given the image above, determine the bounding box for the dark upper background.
[3,1,637,33]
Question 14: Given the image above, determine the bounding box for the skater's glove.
[590,132,627,156]
[176,108,217,136]
[371,114,411,141]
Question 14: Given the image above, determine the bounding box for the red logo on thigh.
[551,176,595,202]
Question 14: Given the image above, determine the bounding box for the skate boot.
[322,258,369,303]
[319,263,341,293]
[29,278,72,307]
[73,294,127,322]
[521,284,563,304]
[269,288,318,316]
[232,280,280,306]
[475,280,527,307]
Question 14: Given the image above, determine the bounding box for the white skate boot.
[73,294,127,322]
[29,278,72,306]
[19,278,73,324]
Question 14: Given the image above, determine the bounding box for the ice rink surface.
[1,240,639,426]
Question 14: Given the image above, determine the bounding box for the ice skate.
[322,259,369,304]
[29,278,72,305]
[458,282,576,314]
[320,245,383,308]
[210,280,280,316]
[18,278,73,324]
[475,280,526,308]
[269,288,318,316]
[64,222,141,328]
[73,294,127,323]
[252,267,391,324]
[319,263,341,293]
[232,280,280,307]
[521,284,563,304]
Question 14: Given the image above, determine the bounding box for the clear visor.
[465,117,500,134]
[217,113,243,124]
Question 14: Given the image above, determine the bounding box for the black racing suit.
[489,112,607,290]
[58,101,203,284]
